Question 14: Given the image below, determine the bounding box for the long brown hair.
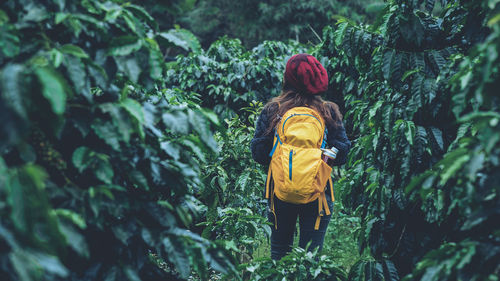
[263,90,343,136]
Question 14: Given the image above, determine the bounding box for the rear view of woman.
[251,54,351,260]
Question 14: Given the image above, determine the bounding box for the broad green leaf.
[95,157,114,184]
[35,67,67,115]
[91,119,121,150]
[121,98,146,139]
[54,209,87,229]
[188,110,218,152]
[382,49,395,81]
[72,147,93,172]
[128,170,149,190]
[181,138,207,162]
[58,223,89,257]
[54,12,69,24]
[199,108,220,126]
[158,28,202,53]
[115,57,141,83]
[488,13,500,26]
[334,23,349,46]
[31,252,69,277]
[431,50,446,73]
[0,25,20,58]
[1,64,26,119]
[439,153,470,185]
[425,0,436,11]
[404,121,416,146]
[401,69,420,82]
[163,237,191,278]
[121,98,144,124]
[59,44,89,58]
[109,36,142,56]
[162,110,190,134]
[64,56,88,96]
[126,4,157,30]
[99,104,133,143]
[161,141,181,161]
[145,38,163,80]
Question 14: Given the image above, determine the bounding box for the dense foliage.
[181,0,384,47]
[165,38,307,118]
[0,1,235,280]
[318,0,500,279]
[1,0,499,280]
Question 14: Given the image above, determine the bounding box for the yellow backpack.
[266,106,335,230]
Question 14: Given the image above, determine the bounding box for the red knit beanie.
[284,54,328,95]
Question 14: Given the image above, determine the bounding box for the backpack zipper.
[289,149,293,180]
[282,113,322,134]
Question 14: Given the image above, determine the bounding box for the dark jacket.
[251,104,351,166]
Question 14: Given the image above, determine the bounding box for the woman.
[250,54,351,260]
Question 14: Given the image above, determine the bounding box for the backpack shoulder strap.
[268,129,282,157]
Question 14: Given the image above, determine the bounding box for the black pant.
[268,187,334,260]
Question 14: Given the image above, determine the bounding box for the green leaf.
[158,28,202,53]
[64,56,88,96]
[382,49,395,81]
[35,67,67,115]
[59,44,89,58]
[163,237,191,278]
[129,171,149,190]
[348,260,366,280]
[401,69,420,82]
[115,57,141,83]
[382,260,399,281]
[426,0,436,11]
[30,251,69,277]
[162,110,190,134]
[58,223,89,257]
[439,153,470,186]
[72,147,93,173]
[188,110,218,152]
[91,119,121,150]
[125,4,157,30]
[199,108,220,126]
[145,39,163,80]
[99,103,133,143]
[404,121,416,146]
[334,23,349,46]
[54,12,69,24]
[488,12,500,26]
[161,141,181,161]
[431,50,446,73]
[109,36,142,56]
[0,25,20,58]
[54,209,87,229]
[121,98,144,124]
[95,157,114,184]
[1,64,27,119]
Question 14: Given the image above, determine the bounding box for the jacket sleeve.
[251,105,275,165]
[326,120,351,166]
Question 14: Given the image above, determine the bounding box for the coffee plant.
[2,0,499,280]
[182,0,383,47]
[197,102,271,263]
[241,247,347,281]
[318,0,500,279]
[165,38,307,119]
[0,0,235,280]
